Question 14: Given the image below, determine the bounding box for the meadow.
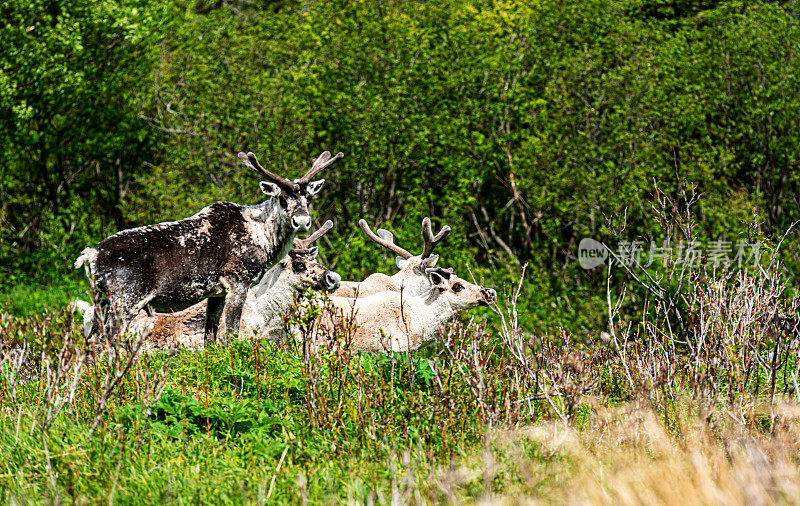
[2,225,800,503]
[4,0,800,503]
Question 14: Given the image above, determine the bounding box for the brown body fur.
[79,150,340,343]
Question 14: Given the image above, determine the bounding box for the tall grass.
[1,229,800,503]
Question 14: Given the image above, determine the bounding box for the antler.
[420,217,451,258]
[293,220,334,249]
[298,151,344,184]
[238,152,299,192]
[359,219,413,259]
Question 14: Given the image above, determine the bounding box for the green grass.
[1,407,552,504]
[3,259,799,504]
[0,312,555,504]
[0,278,88,317]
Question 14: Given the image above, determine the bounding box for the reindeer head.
[360,216,451,278]
[285,220,341,291]
[425,267,497,309]
[238,150,343,231]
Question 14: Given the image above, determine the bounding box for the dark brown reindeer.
[76,150,343,343]
[74,220,342,347]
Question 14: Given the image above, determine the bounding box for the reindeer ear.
[308,246,319,258]
[376,229,394,242]
[421,254,439,269]
[427,269,446,287]
[396,256,409,270]
[260,181,281,197]
[306,179,325,197]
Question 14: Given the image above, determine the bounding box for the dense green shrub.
[2,0,799,332]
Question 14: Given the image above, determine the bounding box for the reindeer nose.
[482,288,497,304]
[325,271,341,291]
[291,214,311,231]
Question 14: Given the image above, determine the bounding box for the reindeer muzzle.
[291,214,312,231]
[324,271,341,291]
[479,287,497,306]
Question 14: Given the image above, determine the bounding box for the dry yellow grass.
[410,399,800,505]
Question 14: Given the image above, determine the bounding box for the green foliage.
[4,0,800,334]
[0,0,173,289]
[0,311,544,503]
[0,277,85,316]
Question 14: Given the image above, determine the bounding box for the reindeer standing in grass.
[76,150,342,343]
[333,217,451,298]
[75,221,341,347]
[322,267,496,352]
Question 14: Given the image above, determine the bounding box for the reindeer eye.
[293,261,306,273]
[452,282,464,293]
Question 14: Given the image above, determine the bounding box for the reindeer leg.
[221,288,247,344]
[97,297,134,340]
[94,298,113,338]
[204,297,225,344]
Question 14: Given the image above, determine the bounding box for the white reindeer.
[319,267,496,352]
[332,217,450,298]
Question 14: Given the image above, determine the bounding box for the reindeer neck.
[242,199,295,260]
[421,286,447,307]
[241,268,299,337]
[251,269,298,318]
[414,288,454,322]
[253,262,284,293]
[390,270,427,295]
[399,289,453,345]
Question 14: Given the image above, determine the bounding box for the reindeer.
[320,267,496,352]
[332,217,450,298]
[237,220,341,341]
[75,150,343,343]
[74,220,341,347]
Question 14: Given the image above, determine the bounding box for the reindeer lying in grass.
[76,150,342,343]
[75,221,341,348]
[333,217,450,298]
[319,267,496,352]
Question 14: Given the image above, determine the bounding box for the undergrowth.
[2,235,800,503]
